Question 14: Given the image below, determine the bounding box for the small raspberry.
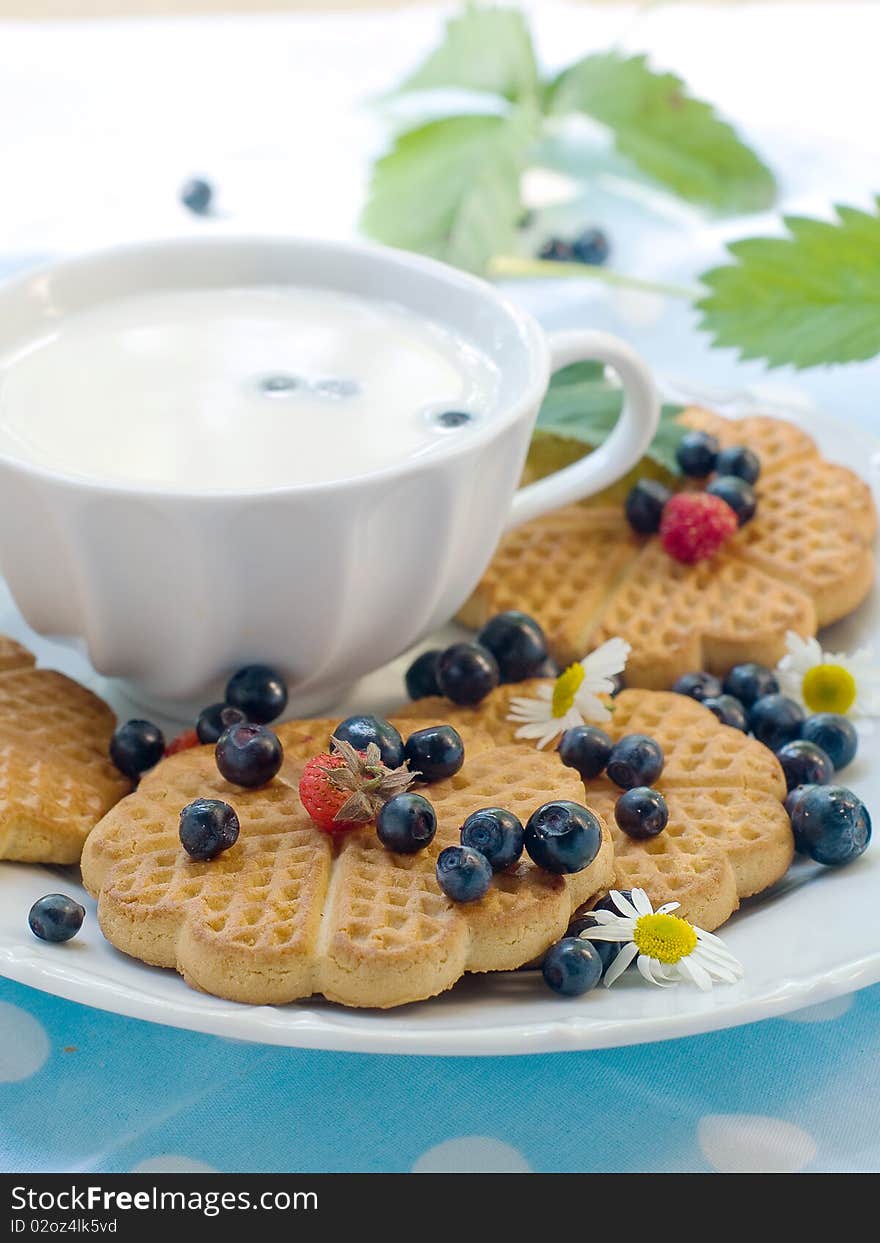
[660,492,737,564]
[164,728,200,757]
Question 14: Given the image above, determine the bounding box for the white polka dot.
[784,994,854,1023]
[0,1003,50,1082]
[132,1156,217,1174]
[698,1115,817,1173]
[412,1137,531,1174]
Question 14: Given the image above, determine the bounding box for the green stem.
[488,255,701,301]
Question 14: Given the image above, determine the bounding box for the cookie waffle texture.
[398,685,793,931]
[81,719,614,1009]
[459,412,877,685]
[0,648,130,864]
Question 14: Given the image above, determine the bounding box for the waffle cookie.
[0,653,131,864]
[81,721,614,1009]
[398,685,793,931]
[459,411,877,686]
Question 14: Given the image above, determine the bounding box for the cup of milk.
[0,237,659,710]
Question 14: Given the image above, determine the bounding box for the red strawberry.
[298,737,415,834]
[164,728,200,757]
[660,492,737,564]
[299,753,360,833]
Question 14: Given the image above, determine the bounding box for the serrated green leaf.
[697,199,880,368]
[535,361,686,472]
[360,109,536,274]
[395,3,539,103]
[548,52,776,213]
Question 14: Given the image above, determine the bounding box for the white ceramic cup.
[0,237,659,711]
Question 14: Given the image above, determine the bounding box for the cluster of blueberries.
[672,663,870,867]
[625,430,760,536]
[297,712,605,905]
[538,227,611,268]
[406,611,554,708]
[30,664,297,942]
[560,726,667,840]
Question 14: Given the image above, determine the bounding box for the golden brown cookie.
[398,684,792,931]
[81,734,614,1009]
[0,657,130,864]
[460,411,876,684]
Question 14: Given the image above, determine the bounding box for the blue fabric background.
[1,976,877,1173]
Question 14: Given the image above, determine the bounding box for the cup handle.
[505,329,660,530]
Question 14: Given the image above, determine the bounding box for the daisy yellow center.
[633,913,698,964]
[552,664,585,717]
[802,664,857,714]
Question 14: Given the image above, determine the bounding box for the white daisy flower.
[776,631,880,721]
[507,637,630,750]
[580,888,743,991]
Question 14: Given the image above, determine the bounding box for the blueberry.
[332,715,405,768]
[110,719,165,779]
[215,722,283,788]
[538,237,573,262]
[672,671,722,702]
[722,662,779,708]
[606,735,664,789]
[675,430,719,477]
[748,694,805,751]
[558,725,613,780]
[784,784,818,849]
[542,937,604,996]
[179,798,240,861]
[571,227,610,267]
[776,739,834,792]
[615,786,669,839]
[788,784,871,866]
[376,793,437,854]
[702,694,748,731]
[436,643,499,706]
[565,915,617,971]
[225,664,288,724]
[460,807,524,871]
[715,445,761,485]
[196,703,247,745]
[801,713,858,771]
[28,894,85,943]
[180,176,213,215]
[433,410,473,429]
[706,475,757,526]
[624,479,673,535]
[524,801,602,874]
[475,611,548,682]
[404,725,464,782]
[436,845,493,902]
[404,650,442,700]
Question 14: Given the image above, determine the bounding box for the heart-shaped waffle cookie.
[459,411,876,685]
[0,650,130,864]
[397,685,793,931]
[81,720,614,1009]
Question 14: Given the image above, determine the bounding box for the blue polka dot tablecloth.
[1,976,879,1173]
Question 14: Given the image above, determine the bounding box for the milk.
[0,286,500,490]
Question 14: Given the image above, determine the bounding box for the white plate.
[0,407,878,1055]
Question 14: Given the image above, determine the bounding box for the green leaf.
[548,52,776,213]
[535,362,686,473]
[360,109,537,274]
[395,3,539,103]
[697,200,880,368]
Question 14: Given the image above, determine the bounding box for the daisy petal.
[603,941,638,987]
[631,888,654,916]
